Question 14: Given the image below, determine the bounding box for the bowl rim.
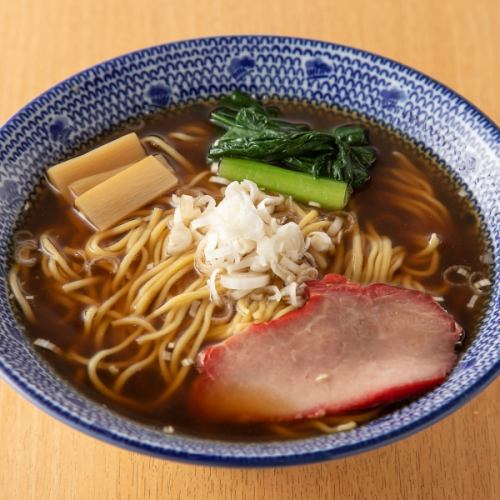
[2,35,499,138]
[0,35,499,467]
[1,348,499,467]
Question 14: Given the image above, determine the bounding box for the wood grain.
[0,1,498,499]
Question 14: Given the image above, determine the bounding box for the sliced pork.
[189,275,462,423]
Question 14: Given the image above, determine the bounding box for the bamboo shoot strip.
[75,156,178,231]
[47,133,146,201]
[69,165,129,197]
[218,158,350,210]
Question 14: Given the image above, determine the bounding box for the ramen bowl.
[0,36,498,466]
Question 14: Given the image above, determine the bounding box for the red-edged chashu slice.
[189,275,462,423]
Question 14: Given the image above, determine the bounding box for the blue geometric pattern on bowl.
[0,36,498,467]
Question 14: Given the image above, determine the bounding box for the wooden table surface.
[0,1,498,499]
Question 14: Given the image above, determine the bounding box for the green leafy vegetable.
[219,158,350,210]
[208,91,376,188]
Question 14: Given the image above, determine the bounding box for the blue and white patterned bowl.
[0,36,498,467]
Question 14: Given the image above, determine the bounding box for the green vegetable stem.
[219,158,350,210]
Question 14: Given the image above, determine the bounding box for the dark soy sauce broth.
[13,101,492,440]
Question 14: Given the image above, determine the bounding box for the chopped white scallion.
[466,294,479,309]
[428,232,440,247]
[443,265,471,286]
[181,358,194,367]
[162,351,172,361]
[209,176,230,185]
[282,282,301,307]
[474,278,491,289]
[208,268,222,305]
[309,232,332,252]
[166,223,192,255]
[480,252,493,265]
[220,272,270,290]
[33,338,60,353]
[166,180,334,303]
[327,217,343,236]
[265,285,282,302]
[336,422,357,432]
[308,201,321,208]
[108,365,119,375]
[167,342,176,349]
